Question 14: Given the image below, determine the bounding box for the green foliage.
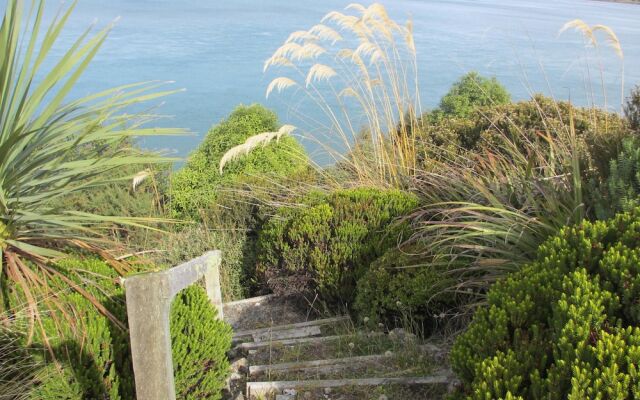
[591,137,640,219]
[171,286,232,400]
[256,188,418,302]
[150,225,248,301]
[170,104,309,219]
[0,0,183,336]
[625,85,640,131]
[354,246,460,325]
[3,257,232,400]
[438,72,511,118]
[24,257,133,399]
[450,208,640,399]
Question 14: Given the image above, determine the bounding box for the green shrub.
[625,85,640,131]
[354,246,460,326]
[170,104,309,220]
[25,258,133,400]
[438,72,511,118]
[150,225,249,301]
[3,257,232,400]
[171,286,232,400]
[256,188,418,302]
[591,137,640,219]
[450,208,640,399]
[416,95,631,178]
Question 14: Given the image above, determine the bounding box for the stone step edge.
[248,344,444,376]
[233,316,350,339]
[246,372,453,397]
[224,294,277,307]
[237,332,384,350]
[249,353,391,376]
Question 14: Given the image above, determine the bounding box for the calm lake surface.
[7,0,640,157]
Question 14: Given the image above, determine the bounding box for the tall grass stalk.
[263,3,421,187]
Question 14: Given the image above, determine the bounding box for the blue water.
[5,0,640,158]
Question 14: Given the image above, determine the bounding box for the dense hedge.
[170,104,309,219]
[2,257,232,399]
[450,208,640,399]
[256,188,418,302]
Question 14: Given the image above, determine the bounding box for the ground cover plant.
[256,188,418,303]
[450,208,640,399]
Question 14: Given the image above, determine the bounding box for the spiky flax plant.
[0,0,185,338]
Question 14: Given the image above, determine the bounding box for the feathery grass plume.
[132,170,152,191]
[264,3,421,187]
[560,19,625,111]
[265,77,297,98]
[0,0,185,344]
[219,125,296,173]
[305,64,337,87]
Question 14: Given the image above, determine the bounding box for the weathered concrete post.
[124,251,223,400]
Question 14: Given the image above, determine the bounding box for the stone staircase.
[222,295,457,400]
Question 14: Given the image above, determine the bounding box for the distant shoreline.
[595,0,639,4]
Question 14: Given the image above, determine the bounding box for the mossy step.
[250,344,438,382]
[238,333,383,351]
[233,316,350,342]
[246,373,453,399]
[247,331,416,366]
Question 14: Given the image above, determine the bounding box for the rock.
[229,372,243,381]
[231,357,248,373]
[283,388,297,396]
[324,387,332,394]
[379,395,389,400]
[233,393,245,400]
[384,350,393,357]
[275,395,294,400]
[303,391,312,399]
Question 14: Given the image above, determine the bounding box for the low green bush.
[625,85,640,132]
[416,95,631,179]
[3,257,232,400]
[450,208,640,399]
[354,246,460,326]
[149,225,249,301]
[438,72,511,118]
[170,104,309,220]
[256,188,418,303]
[171,286,232,400]
[591,137,640,220]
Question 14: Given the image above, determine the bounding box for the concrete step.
[246,372,454,399]
[233,316,350,342]
[237,332,384,351]
[223,294,312,331]
[249,344,444,378]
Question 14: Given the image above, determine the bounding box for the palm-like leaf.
[0,0,186,336]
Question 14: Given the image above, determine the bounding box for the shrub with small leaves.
[170,104,308,220]
[256,188,418,303]
[591,137,640,219]
[625,85,640,132]
[354,246,459,325]
[438,72,511,118]
[171,286,232,400]
[450,208,640,399]
[4,258,232,400]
